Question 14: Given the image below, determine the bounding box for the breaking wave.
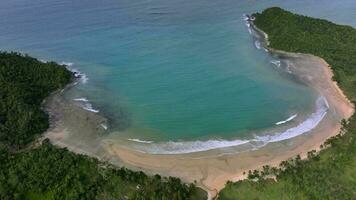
[101,123,108,130]
[128,138,154,144]
[254,40,261,49]
[275,114,298,125]
[74,98,89,102]
[128,97,329,154]
[74,97,99,113]
[256,97,328,143]
[60,62,88,84]
[270,60,281,68]
[132,139,249,154]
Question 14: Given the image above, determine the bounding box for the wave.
[82,104,99,113]
[270,60,281,68]
[128,138,153,144]
[128,97,329,154]
[73,97,99,113]
[60,61,74,67]
[101,124,108,130]
[254,40,261,49]
[73,98,89,102]
[132,139,249,154]
[275,114,298,125]
[243,14,253,34]
[247,27,252,35]
[243,14,268,51]
[256,97,328,143]
[242,14,249,21]
[60,62,88,84]
[285,60,293,74]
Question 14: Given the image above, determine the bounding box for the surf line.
[126,97,329,154]
[73,97,99,113]
[275,114,298,125]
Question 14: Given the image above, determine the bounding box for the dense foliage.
[253,7,356,100]
[0,52,206,200]
[0,52,72,149]
[0,140,205,200]
[219,7,356,200]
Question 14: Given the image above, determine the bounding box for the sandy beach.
[44,27,354,200]
[101,52,353,199]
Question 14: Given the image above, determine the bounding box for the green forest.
[218,7,356,200]
[0,52,206,200]
[0,52,72,149]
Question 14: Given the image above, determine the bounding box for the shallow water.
[1,0,355,153]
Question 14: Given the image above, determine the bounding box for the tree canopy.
[0,52,72,149]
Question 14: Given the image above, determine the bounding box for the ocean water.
[1,0,355,153]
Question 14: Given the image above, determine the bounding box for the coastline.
[43,17,354,200]
[101,50,353,200]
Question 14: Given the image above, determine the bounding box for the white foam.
[101,124,108,130]
[134,139,249,154]
[242,14,249,21]
[242,14,255,21]
[242,14,254,35]
[128,138,154,144]
[286,61,293,74]
[270,60,281,68]
[82,103,99,113]
[256,96,328,143]
[61,62,88,84]
[74,98,99,113]
[74,98,89,102]
[323,96,330,108]
[129,97,329,154]
[60,61,74,67]
[254,40,261,49]
[275,114,298,125]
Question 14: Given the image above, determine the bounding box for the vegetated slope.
[254,7,356,100]
[0,52,207,200]
[219,7,356,200]
[0,52,72,149]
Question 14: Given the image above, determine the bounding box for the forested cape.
[0,52,72,149]
[219,7,356,200]
[0,52,206,200]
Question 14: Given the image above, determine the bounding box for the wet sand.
[44,28,354,200]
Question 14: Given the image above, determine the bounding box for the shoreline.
[100,51,354,199]
[44,17,354,200]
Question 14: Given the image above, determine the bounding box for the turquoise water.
[1,0,355,152]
